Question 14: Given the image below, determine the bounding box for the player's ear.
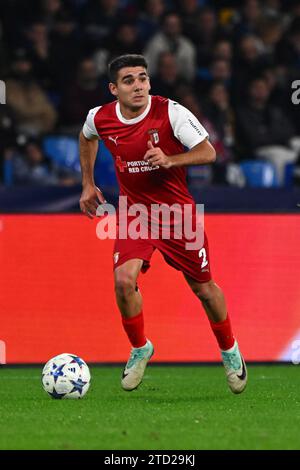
[109,82,118,97]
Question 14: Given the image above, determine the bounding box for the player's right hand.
[79,184,106,219]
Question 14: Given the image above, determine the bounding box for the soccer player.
[79,54,247,394]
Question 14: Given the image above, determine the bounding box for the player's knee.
[114,273,136,300]
[192,281,214,302]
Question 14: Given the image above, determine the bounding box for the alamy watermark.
[0,340,6,364]
[291,80,300,105]
[0,80,6,104]
[95,196,205,251]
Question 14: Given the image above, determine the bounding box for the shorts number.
[199,248,208,268]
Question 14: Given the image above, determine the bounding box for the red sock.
[209,313,235,351]
[121,311,147,348]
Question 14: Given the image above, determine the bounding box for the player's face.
[109,66,151,112]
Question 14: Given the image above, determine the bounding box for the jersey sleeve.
[82,106,101,139]
[168,100,209,149]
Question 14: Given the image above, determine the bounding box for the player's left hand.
[143,141,172,169]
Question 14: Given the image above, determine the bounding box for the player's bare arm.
[79,130,105,219]
[143,138,216,169]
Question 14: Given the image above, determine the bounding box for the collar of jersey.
[115,96,152,125]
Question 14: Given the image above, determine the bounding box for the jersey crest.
[148,128,159,145]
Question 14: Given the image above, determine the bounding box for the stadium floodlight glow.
[291,340,300,365]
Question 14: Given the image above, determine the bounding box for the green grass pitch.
[0,365,299,450]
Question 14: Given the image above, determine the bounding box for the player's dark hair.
[108,54,148,83]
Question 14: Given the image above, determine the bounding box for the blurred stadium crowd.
[1,0,300,188]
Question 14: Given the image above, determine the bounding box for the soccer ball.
[42,353,91,399]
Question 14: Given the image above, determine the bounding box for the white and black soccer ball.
[42,353,91,399]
